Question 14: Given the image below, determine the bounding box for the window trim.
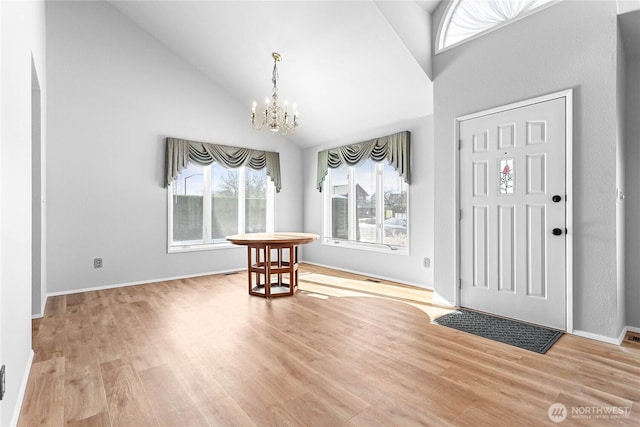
[167,164,275,253]
[322,162,409,255]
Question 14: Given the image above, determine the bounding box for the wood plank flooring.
[20,264,640,426]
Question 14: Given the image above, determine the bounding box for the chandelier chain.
[272,62,279,98]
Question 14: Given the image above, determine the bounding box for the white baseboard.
[9,349,34,427]
[573,329,623,345]
[31,297,47,319]
[431,290,455,308]
[300,259,432,290]
[617,327,628,344]
[46,268,243,298]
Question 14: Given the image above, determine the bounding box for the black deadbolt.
[552,195,562,203]
[552,228,563,236]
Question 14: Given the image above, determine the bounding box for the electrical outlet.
[423,257,430,268]
[1,364,5,400]
[94,258,103,269]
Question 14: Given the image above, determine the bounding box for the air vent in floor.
[623,331,640,345]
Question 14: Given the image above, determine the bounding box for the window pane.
[383,162,408,247]
[245,168,267,233]
[354,159,376,243]
[211,163,238,241]
[499,158,514,195]
[172,163,204,243]
[330,165,349,240]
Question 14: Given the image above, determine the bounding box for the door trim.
[454,89,573,333]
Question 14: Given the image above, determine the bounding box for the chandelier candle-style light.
[251,52,298,135]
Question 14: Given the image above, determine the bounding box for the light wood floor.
[20,264,640,426]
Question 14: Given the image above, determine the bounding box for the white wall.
[625,56,640,328]
[432,1,624,338]
[375,1,433,80]
[302,116,435,288]
[1,0,46,424]
[46,1,302,294]
[618,0,640,14]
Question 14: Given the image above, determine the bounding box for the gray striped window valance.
[316,131,411,191]
[165,137,282,192]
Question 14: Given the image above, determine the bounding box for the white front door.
[459,96,567,330]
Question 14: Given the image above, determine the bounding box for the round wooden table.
[226,232,318,298]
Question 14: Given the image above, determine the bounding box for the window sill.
[321,239,409,256]
[168,242,241,253]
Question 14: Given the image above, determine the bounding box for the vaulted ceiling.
[109,1,440,148]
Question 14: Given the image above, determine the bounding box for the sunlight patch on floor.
[298,273,453,321]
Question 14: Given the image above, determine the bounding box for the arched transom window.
[437,0,557,53]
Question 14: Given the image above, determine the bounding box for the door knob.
[552,228,563,236]
[552,195,562,203]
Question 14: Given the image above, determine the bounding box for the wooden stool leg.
[293,245,299,292]
[277,247,282,287]
[265,244,271,298]
[247,246,253,294]
[257,246,263,293]
[281,245,293,296]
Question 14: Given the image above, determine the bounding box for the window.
[168,162,274,251]
[436,0,556,53]
[324,160,408,252]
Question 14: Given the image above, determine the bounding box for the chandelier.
[251,52,298,135]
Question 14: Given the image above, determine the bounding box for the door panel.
[473,205,488,288]
[459,97,566,330]
[498,204,515,292]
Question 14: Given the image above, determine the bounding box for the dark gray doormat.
[433,309,563,354]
